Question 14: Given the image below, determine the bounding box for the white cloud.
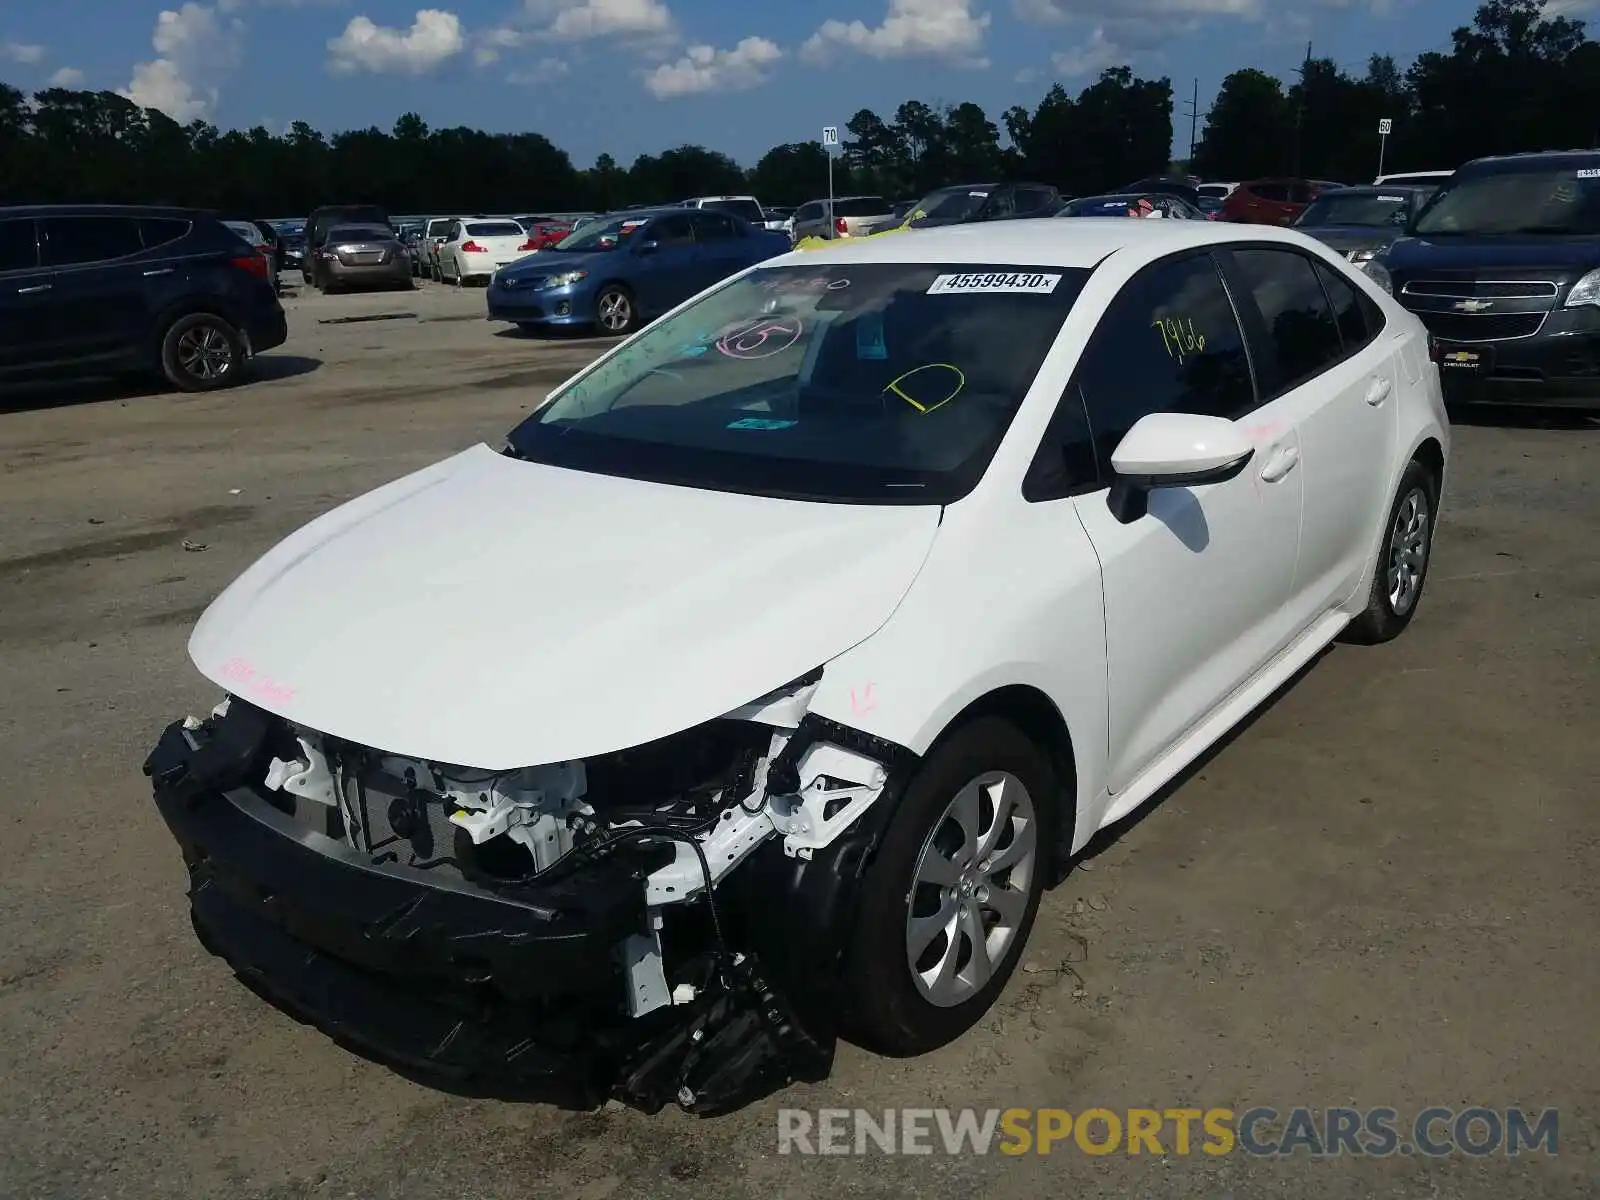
[1541,0,1597,13]
[1015,0,1261,22]
[121,4,244,122]
[530,0,674,40]
[327,9,465,74]
[2,40,46,64]
[800,0,990,66]
[1051,25,1123,76]
[508,56,569,83]
[47,66,86,86]
[644,35,781,97]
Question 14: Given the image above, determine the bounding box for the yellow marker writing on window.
[884,363,966,414]
[1152,316,1206,363]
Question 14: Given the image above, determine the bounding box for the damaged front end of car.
[142,671,914,1115]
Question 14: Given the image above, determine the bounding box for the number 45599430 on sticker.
[927,272,1061,295]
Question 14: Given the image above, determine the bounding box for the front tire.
[842,716,1056,1056]
[595,285,637,335]
[160,313,245,393]
[1343,458,1439,644]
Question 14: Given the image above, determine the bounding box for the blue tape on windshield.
[856,312,887,360]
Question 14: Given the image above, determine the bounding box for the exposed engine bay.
[147,674,906,1115]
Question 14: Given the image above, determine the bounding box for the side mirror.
[1106,412,1255,524]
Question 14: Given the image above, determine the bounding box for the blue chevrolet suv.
[0,204,288,393]
[1375,152,1600,410]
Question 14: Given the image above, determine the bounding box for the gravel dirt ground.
[1,278,1596,1199]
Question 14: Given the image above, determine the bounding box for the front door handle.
[17,283,51,294]
[1259,445,1300,482]
[1366,377,1392,406]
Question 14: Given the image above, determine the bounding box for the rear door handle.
[1260,445,1300,482]
[143,267,174,277]
[17,284,50,294]
[1366,377,1392,406]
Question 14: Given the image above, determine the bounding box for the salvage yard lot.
[0,285,1596,1199]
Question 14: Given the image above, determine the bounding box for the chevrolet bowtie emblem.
[1452,299,1494,312]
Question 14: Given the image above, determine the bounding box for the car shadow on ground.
[1445,402,1599,430]
[0,355,323,414]
[493,324,618,345]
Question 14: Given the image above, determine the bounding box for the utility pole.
[1182,77,1199,166]
[1291,41,1311,178]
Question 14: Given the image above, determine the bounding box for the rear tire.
[1343,458,1439,645]
[842,716,1057,1056]
[160,313,245,393]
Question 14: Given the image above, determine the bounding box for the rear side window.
[427,219,452,237]
[1314,261,1381,352]
[0,218,38,272]
[795,203,822,222]
[1250,182,1289,202]
[833,197,892,218]
[692,211,739,241]
[39,216,144,267]
[140,217,190,249]
[1072,251,1256,472]
[1015,187,1057,214]
[1228,248,1343,395]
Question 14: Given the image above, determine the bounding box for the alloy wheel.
[905,771,1038,1008]
[1386,485,1431,615]
[175,324,235,383]
[597,290,631,333]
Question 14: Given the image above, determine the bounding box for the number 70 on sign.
[822,126,839,147]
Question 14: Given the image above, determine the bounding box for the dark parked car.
[1374,150,1600,409]
[894,181,1064,230]
[311,223,414,293]
[1117,176,1203,206]
[1292,184,1433,264]
[1058,192,1211,220]
[487,206,789,336]
[0,204,287,392]
[302,204,390,283]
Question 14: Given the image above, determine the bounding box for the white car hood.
[188,444,941,769]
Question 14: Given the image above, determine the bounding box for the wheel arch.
[916,683,1080,874]
[147,296,245,363]
[1411,435,1445,495]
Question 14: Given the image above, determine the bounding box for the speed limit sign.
[1378,118,1393,135]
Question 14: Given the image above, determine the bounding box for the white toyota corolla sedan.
[144,219,1449,1116]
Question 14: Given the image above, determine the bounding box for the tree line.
[0,0,1593,218]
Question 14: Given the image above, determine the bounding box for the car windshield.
[504,262,1089,504]
[1297,192,1411,227]
[1411,166,1600,236]
[554,213,654,251]
[327,224,390,241]
[1060,195,1141,217]
[910,188,990,223]
[704,199,763,223]
[465,221,525,238]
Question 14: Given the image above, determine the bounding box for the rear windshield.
[465,221,526,237]
[703,199,764,223]
[327,225,390,241]
[834,197,893,218]
[426,219,453,237]
[505,261,1090,504]
[1297,192,1411,228]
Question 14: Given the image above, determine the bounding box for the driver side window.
[1073,252,1257,476]
[651,215,695,246]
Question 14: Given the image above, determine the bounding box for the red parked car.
[1220,179,1327,225]
[517,221,574,252]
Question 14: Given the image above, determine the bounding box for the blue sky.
[0,0,1584,167]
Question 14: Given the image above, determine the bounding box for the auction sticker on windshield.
[928,272,1061,295]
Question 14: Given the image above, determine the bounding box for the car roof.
[766,217,1312,269]
[1460,150,1600,172]
[596,206,697,220]
[0,203,215,219]
[1322,184,1428,195]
